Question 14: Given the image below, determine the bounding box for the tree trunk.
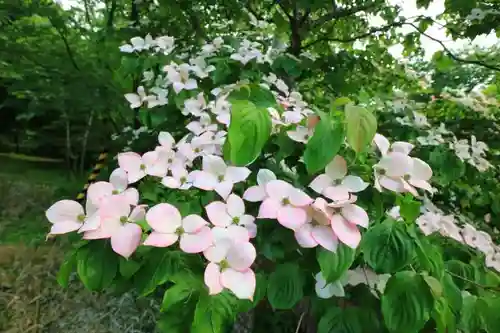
[80,110,95,173]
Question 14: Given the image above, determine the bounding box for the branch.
[278,2,292,20]
[311,2,378,29]
[303,21,405,49]
[406,22,500,72]
[47,17,80,71]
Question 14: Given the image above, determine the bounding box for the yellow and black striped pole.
[76,151,109,202]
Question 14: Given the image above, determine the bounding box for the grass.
[0,156,83,245]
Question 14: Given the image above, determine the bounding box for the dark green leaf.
[303,111,344,174]
[362,219,415,273]
[318,307,364,333]
[57,249,77,288]
[317,244,356,283]
[119,257,141,279]
[381,271,434,332]
[267,263,304,309]
[162,282,194,312]
[442,272,463,313]
[459,293,484,333]
[77,241,118,291]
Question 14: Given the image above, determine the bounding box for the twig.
[446,270,500,292]
[295,311,305,333]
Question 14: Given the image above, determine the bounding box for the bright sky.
[58,0,498,60]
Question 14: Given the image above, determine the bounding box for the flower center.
[334,179,342,185]
[219,259,229,270]
[403,174,411,181]
[304,134,310,140]
[218,175,225,182]
[194,147,201,153]
[378,169,386,176]
[168,158,173,163]
[112,190,119,195]
[232,216,240,225]
[180,176,187,184]
[120,216,128,224]
[77,214,86,222]
[140,164,146,170]
[175,227,185,235]
[282,197,290,206]
[211,134,216,140]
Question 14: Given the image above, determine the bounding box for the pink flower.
[203,236,256,300]
[189,155,251,199]
[46,200,98,235]
[373,152,414,193]
[329,201,369,249]
[404,158,433,195]
[118,151,169,183]
[309,155,368,201]
[186,113,218,135]
[144,203,212,253]
[161,165,192,190]
[206,194,257,238]
[243,169,276,202]
[82,197,145,258]
[287,125,313,143]
[294,198,339,252]
[257,180,313,230]
[373,133,414,156]
[86,168,139,208]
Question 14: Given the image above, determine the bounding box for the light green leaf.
[119,257,141,279]
[267,263,304,309]
[362,219,415,273]
[344,103,377,153]
[432,297,456,333]
[317,244,356,283]
[381,271,434,332]
[441,272,462,313]
[226,99,272,166]
[303,110,344,174]
[57,249,77,288]
[77,241,118,291]
[161,282,194,312]
[191,291,238,333]
[459,293,485,333]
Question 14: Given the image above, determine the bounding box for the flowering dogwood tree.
[46,23,500,333]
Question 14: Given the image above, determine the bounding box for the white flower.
[230,39,262,65]
[154,35,175,54]
[287,126,313,143]
[210,96,231,125]
[190,56,216,79]
[186,113,218,135]
[119,34,154,53]
[164,62,198,94]
[124,86,155,109]
[461,224,493,254]
[162,165,192,190]
[314,272,345,299]
[183,92,207,117]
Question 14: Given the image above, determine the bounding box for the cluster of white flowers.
[449,135,492,172]
[119,34,175,55]
[416,123,450,146]
[466,8,500,21]
[389,198,499,272]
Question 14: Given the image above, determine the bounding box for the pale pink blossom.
[183,92,207,117]
[45,200,98,235]
[164,62,198,94]
[186,113,218,135]
[461,224,493,254]
[403,158,433,196]
[86,168,139,208]
[209,96,231,125]
[485,251,500,272]
[287,125,313,143]
[415,212,441,236]
[203,236,256,300]
[161,165,192,190]
[309,155,368,201]
[144,203,212,253]
[118,151,169,183]
[243,169,277,202]
[257,180,313,230]
[373,133,414,156]
[373,152,414,193]
[82,197,145,258]
[189,155,250,199]
[206,194,257,238]
[192,130,226,149]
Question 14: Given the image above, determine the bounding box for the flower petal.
[226,241,256,271]
[265,180,294,200]
[189,170,218,190]
[341,175,368,193]
[379,176,406,192]
[215,181,233,200]
[277,206,308,230]
[46,200,84,224]
[392,141,414,155]
[158,131,175,150]
[226,194,245,217]
[373,133,390,155]
[49,221,82,235]
[129,205,147,222]
[143,232,179,247]
[311,225,338,252]
[243,185,267,202]
[118,152,142,180]
[203,155,227,175]
[204,262,223,295]
[288,188,313,207]
[121,188,139,206]
[182,214,208,233]
[220,268,256,300]
[341,204,369,228]
[295,223,318,248]
[256,169,276,185]
[323,185,350,201]
[330,214,361,249]
[378,152,413,177]
[180,226,213,253]
[257,198,280,219]
[225,166,251,183]
[325,155,347,180]
[162,176,181,189]
[204,237,232,263]
[146,203,182,233]
[309,174,333,194]
[411,157,432,180]
[205,201,232,227]
[111,223,142,258]
[109,168,129,192]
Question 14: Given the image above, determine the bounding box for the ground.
[0,156,158,333]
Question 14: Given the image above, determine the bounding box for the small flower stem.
[445,270,500,292]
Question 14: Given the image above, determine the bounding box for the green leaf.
[459,293,484,333]
[119,257,141,279]
[445,260,474,289]
[477,295,500,333]
[362,219,415,273]
[423,275,443,298]
[76,241,118,291]
[157,311,188,333]
[303,111,344,174]
[239,273,267,312]
[191,291,238,333]
[57,249,77,288]
[332,96,352,108]
[317,244,356,283]
[344,103,377,153]
[432,297,456,333]
[381,271,434,332]
[267,263,304,309]
[414,240,444,279]
[226,99,272,166]
[441,272,463,313]
[398,195,421,223]
[162,282,194,312]
[134,249,187,296]
[318,307,364,333]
